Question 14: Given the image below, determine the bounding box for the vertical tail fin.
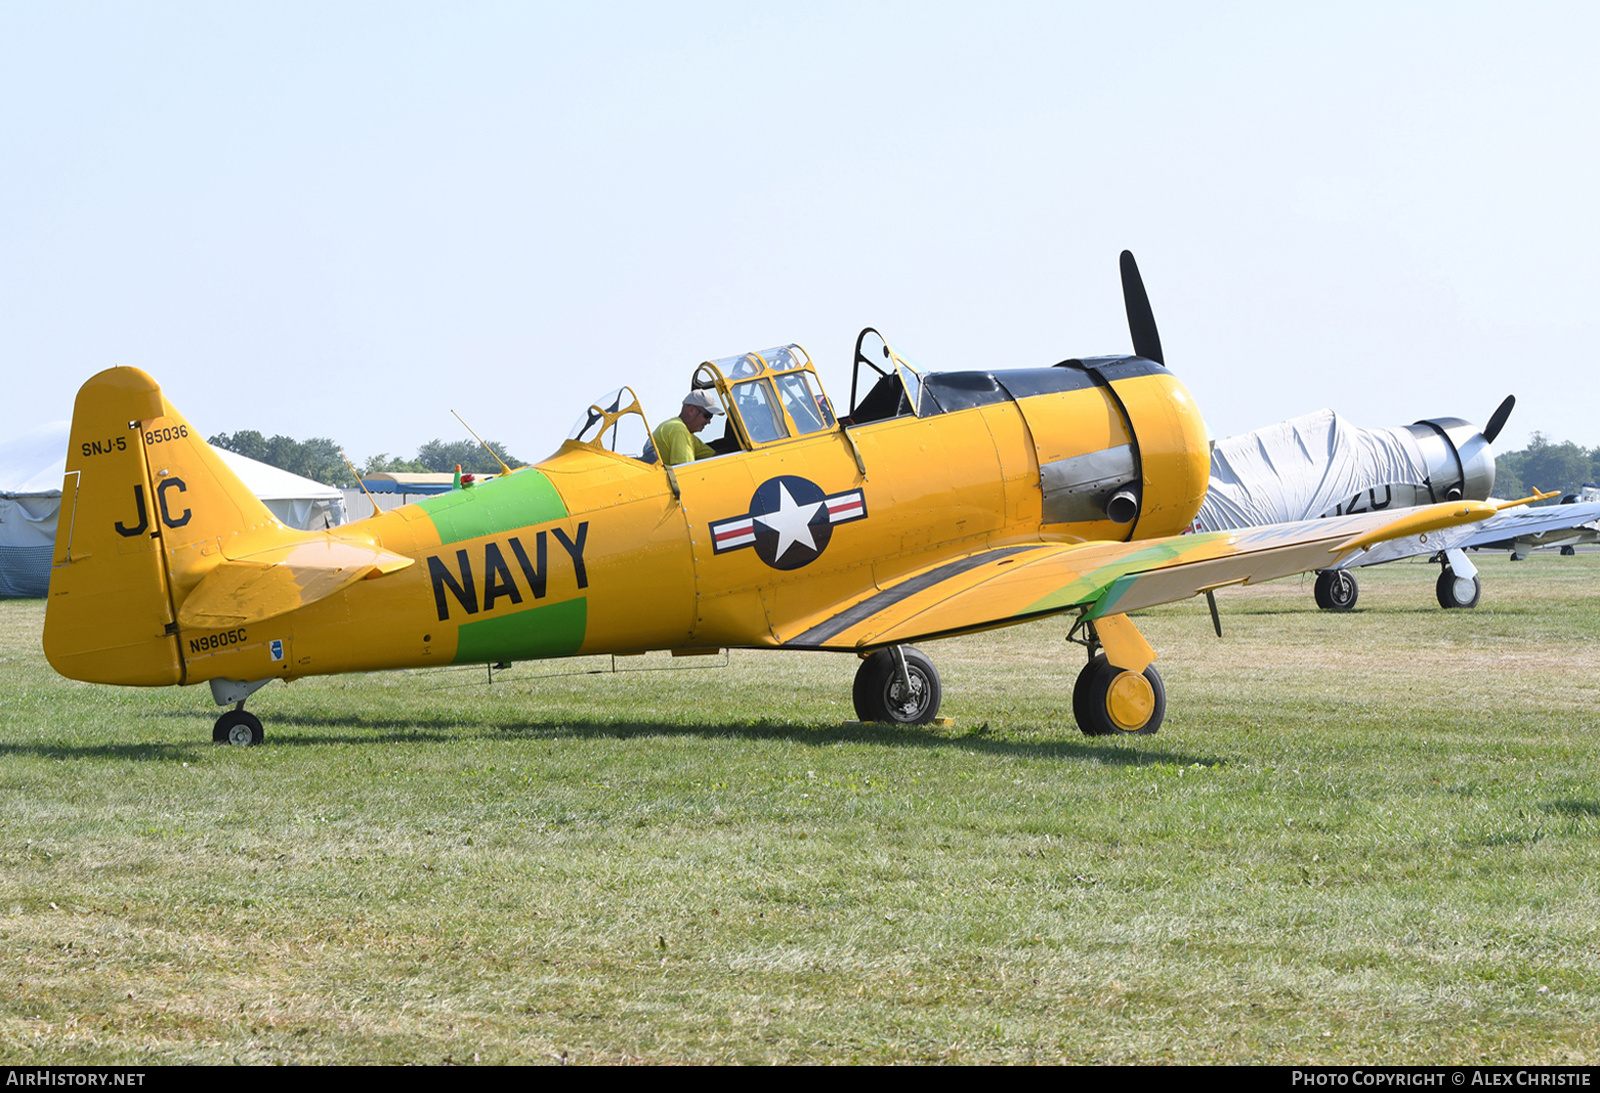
[44,367,282,685]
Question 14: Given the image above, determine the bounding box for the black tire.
[852,647,941,725]
[1313,569,1358,611]
[1072,655,1165,737]
[1435,568,1481,609]
[213,709,264,746]
[1561,545,1577,557]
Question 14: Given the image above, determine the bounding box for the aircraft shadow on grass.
[80,708,1226,769]
[1205,601,1540,619]
[1542,799,1600,818]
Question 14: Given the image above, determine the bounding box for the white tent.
[0,422,347,598]
[0,422,68,597]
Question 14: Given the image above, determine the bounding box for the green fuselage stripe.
[455,597,588,664]
[414,470,569,545]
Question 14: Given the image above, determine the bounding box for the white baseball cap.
[683,390,724,415]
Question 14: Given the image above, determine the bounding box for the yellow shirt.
[652,417,716,466]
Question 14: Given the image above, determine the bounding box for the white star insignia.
[754,482,825,562]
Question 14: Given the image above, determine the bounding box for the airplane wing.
[782,501,1493,650]
[1335,499,1600,569]
[177,538,415,629]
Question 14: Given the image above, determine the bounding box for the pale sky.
[4,1,1596,464]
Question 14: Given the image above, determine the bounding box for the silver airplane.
[1191,398,1600,610]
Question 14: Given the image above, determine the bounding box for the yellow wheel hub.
[1105,670,1155,731]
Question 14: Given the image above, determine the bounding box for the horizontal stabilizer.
[178,539,414,628]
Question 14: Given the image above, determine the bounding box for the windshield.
[849,327,934,419]
[697,343,838,448]
[776,370,831,433]
[566,387,652,460]
[732,378,790,444]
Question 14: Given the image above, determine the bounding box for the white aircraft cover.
[1195,409,1431,531]
[0,422,346,597]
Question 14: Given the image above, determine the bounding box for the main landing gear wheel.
[213,709,264,746]
[1436,568,1482,609]
[853,647,942,725]
[1073,655,1165,737]
[1313,569,1359,611]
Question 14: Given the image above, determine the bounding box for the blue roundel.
[707,476,869,571]
[749,475,834,570]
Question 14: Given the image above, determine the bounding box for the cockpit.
[691,344,836,453]
[843,328,936,423]
[563,330,938,465]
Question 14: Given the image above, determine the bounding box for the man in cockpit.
[652,390,725,466]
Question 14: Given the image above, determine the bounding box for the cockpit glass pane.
[567,387,651,460]
[759,345,805,372]
[899,367,922,415]
[600,413,650,459]
[732,379,790,444]
[568,388,628,442]
[775,371,830,435]
[568,405,605,443]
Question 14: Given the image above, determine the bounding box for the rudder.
[44,367,282,685]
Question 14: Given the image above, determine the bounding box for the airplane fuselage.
[45,357,1209,690]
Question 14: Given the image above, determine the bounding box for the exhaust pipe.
[1106,488,1140,524]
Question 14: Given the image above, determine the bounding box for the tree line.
[1494,434,1600,502]
[206,431,525,488]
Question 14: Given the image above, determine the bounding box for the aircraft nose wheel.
[213,709,264,746]
[1073,655,1165,737]
[1313,569,1359,611]
[853,647,942,725]
[1436,567,1481,609]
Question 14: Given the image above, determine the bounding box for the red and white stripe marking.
[712,517,756,550]
[826,492,865,523]
[710,486,867,555]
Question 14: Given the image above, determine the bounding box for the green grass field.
[2,553,1598,1064]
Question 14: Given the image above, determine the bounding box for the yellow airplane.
[44,253,1494,745]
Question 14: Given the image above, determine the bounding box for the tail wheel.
[213,709,264,746]
[1073,655,1165,737]
[1436,568,1482,609]
[853,647,942,725]
[1313,569,1359,611]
